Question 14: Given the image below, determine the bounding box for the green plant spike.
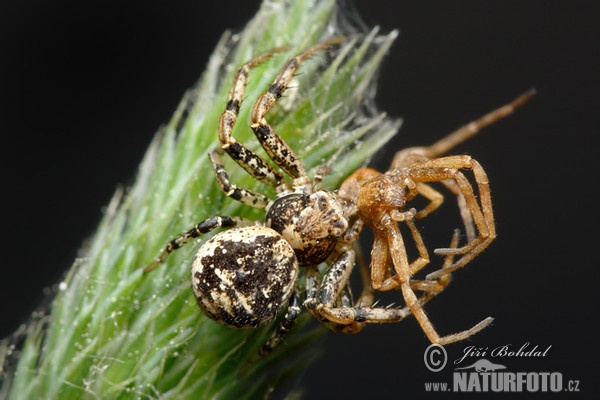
[1,0,400,398]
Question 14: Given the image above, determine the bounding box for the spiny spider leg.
[411,182,444,220]
[218,46,289,187]
[352,241,376,308]
[219,37,344,189]
[250,37,345,180]
[425,89,536,158]
[372,218,431,292]
[314,230,464,335]
[389,90,534,242]
[143,216,254,272]
[209,148,270,208]
[258,288,302,357]
[385,218,493,345]
[398,155,495,280]
[305,249,365,333]
[409,229,460,301]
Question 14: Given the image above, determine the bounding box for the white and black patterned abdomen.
[191,226,298,328]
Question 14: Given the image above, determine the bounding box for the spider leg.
[411,156,495,279]
[315,230,451,333]
[412,182,444,220]
[305,264,341,330]
[372,217,430,292]
[369,230,391,290]
[305,265,320,310]
[313,249,356,311]
[218,46,289,187]
[353,241,376,307]
[399,280,492,345]
[304,249,368,333]
[385,219,492,345]
[258,288,302,357]
[425,89,536,158]
[405,219,430,275]
[143,216,254,272]
[320,305,414,331]
[391,155,494,280]
[250,37,344,180]
[390,89,536,169]
[409,229,458,304]
[440,179,477,241]
[209,148,270,208]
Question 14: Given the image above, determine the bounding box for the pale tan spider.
[320,90,535,344]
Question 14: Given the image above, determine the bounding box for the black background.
[1,1,597,398]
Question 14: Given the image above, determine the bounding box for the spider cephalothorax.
[266,191,348,265]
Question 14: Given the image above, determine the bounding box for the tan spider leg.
[396,155,495,280]
[431,161,495,279]
[409,229,456,308]
[416,179,477,241]
[317,229,463,335]
[374,217,430,292]
[378,223,461,298]
[441,180,477,241]
[353,241,376,307]
[383,91,534,277]
[412,182,444,219]
[369,231,390,292]
[391,89,536,169]
[386,219,492,345]
[426,89,536,158]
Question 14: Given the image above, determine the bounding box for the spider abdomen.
[191,226,298,328]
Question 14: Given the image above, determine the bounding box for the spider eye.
[318,197,328,211]
[308,192,329,211]
[330,217,345,229]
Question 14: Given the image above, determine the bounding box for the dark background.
[1,1,597,398]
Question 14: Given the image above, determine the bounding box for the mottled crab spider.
[144,37,367,354]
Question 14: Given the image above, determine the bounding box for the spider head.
[266,191,348,265]
[357,174,409,228]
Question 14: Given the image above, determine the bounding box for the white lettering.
[452,372,563,392]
